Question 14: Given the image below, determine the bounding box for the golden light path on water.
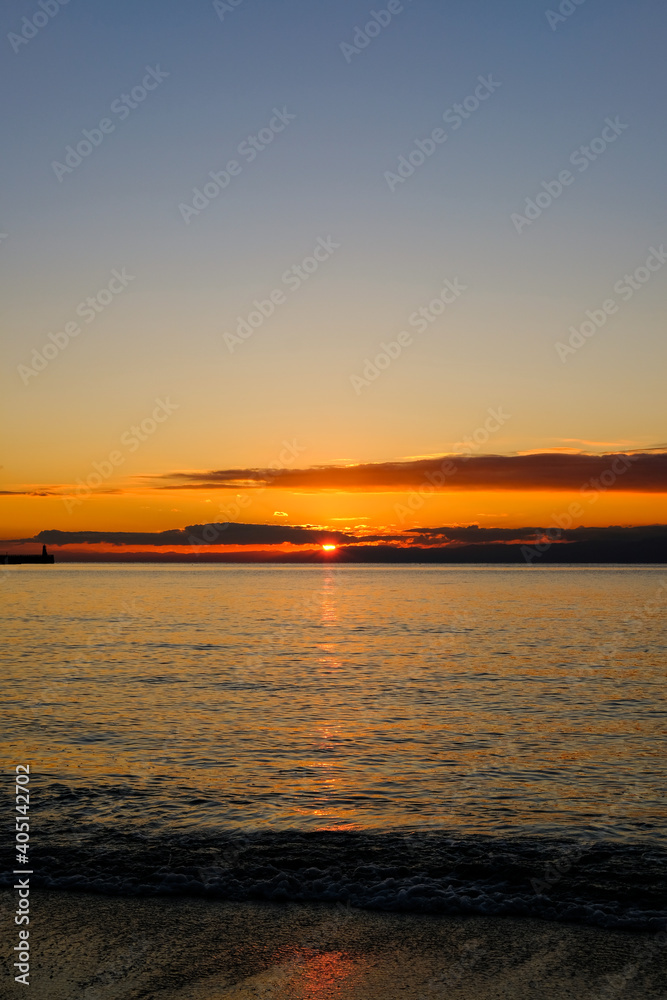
[1,564,666,841]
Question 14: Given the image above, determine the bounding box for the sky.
[1,0,665,555]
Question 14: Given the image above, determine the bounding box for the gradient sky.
[1,0,665,548]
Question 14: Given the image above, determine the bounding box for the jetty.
[1,545,55,565]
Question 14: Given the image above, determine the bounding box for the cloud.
[6,523,666,553]
[148,451,667,493]
[16,523,372,548]
[0,489,61,496]
[557,438,638,449]
[410,524,667,544]
[0,487,122,497]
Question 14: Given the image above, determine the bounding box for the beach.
[2,566,665,997]
[4,890,665,999]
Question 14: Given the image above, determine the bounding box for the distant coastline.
[4,526,666,564]
[17,542,667,564]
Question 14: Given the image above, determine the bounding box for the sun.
[322,544,337,551]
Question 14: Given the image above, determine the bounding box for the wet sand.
[2,890,665,999]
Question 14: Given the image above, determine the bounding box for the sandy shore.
[2,890,665,999]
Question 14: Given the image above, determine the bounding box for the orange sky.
[3,2,666,559]
[3,450,666,555]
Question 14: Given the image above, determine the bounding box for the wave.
[3,826,665,932]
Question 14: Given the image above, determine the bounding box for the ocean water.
[1,564,666,929]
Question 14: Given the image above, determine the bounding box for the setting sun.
[322,544,337,551]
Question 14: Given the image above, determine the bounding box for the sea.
[1,564,666,931]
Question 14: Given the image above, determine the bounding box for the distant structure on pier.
[1,544,55,565]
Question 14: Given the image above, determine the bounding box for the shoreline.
[1,890,665,999]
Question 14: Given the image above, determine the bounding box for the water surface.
[2,564,665,927]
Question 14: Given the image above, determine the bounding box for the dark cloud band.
[150,451,667,493]
[6,523,666,550]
